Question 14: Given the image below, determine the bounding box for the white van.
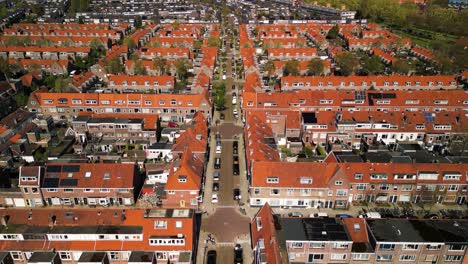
[215,145,222,154]
[359,212,382,219]
[232,96,237,105]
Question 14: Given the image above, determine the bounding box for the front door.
[389,195,398,203]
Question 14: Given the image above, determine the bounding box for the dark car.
[234,244,243,264]
[336,214,353,219]
[233,164,239,175]
[207,250,217,264]
[213,182,219,191]
[233,188,241,200]
[233,147,238,155]
[214,158,221,169]
[220,113,225,120]
[233,141,238,150]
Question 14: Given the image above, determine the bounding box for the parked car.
[214,158,221,169]
[233,164,239,175]
[216,145,222,154]
[220,113,225,120]
[310,212,329,218]
[207,250,217,264]
[213,182,219,191]
[233,188,241,200]
[336,214,353,218]
[360,212,382,219]
[234,244,243,264]
[213,171,220,181]
[288,212,303,217]
[233,108,238,116]
[211,194,219,203]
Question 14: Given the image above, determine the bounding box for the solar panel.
[425,112,435,122]
[382,93,396,99]
[46,166,62,173]
[62,165,80,173]
[60,179,78,187]
[43,178,59,188]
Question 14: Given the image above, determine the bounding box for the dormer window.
[300,177,312,184]
[178,176,187,182]
[267,177,279,183]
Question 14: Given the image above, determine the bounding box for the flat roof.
[278,217,350,242]
[78,252,107,263]
[367,219,468,243]
[128,251,154,263]
[28,252,56,263]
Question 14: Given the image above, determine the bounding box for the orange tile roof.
[0,208,194,252]
[165,147,203,191]
[78,112,158,130]
[251,203,282,264]
[251,161,339,188]
[41,163,136,188]
[108,74,174,86]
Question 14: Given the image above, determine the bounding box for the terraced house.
[27,91,211,123]
[0,208,195,264]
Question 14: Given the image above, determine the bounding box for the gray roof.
[78,252,107,263]
[128,251,155,263]
[367,219,468,244]
[28,252,57,263]
[278,217,350,242]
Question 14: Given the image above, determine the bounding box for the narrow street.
[196,19,251,264]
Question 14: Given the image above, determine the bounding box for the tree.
[361,56,385,75]
[207,36,220,47]
[326,25,340,39]
[391,60,412,75]
[105,57,124,74]
[175,58,192,81]
[53,77,71,92]
[153,57,167,75]
[335,52,359,76]
[133,60,146,75]
[30,4,44,16]
[123,37,137,50]
[307,58,325,76]
[261,61,275,76]
[214,94,225,109]
[134,16,143,29]
[90,38,105,51]
[193,40,203,50]
[283,59,300,76]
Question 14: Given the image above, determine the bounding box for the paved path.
[202,207,250,243]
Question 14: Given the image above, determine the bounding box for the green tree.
[123,36,137,50]
[153,57,167,75]
[261,61,275,76]
[105,57,124,74]
[283,59,300,76]
[30,4,44,16]
[134,16,143,29]
[335,52,359,76]
[307,58,325,76]
[214,94,225,109]
[53,77,71,92]
[193,40,203,50]
[175,58,192,81]
[362,56,385,75]
[207,36,220,47]
[326,25,340,39]
[391,60,412,75]
[90,38,105,51]
[133,60,146,75]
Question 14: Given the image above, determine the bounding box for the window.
[292,242,303,248]
[380,184,390,191]
[356,184,366,190]
[300,177,312,184]
[448,185,459,192]
[59,252,71,260]
[402,244,419,250]
[352,253,370,260]
[154,220,167,229]
[355,173,363,180]
[170,99,177,105]
[331,254,347,260]
[335,181,343,185]
[267,177,279,183]
[336,190,347,196]
[445,255,462,262]
[109,252,120,260]
[377,254,393,261]
[10,252,23,260]
[23,188,29,193]
[371,174,388,180]
[175,221,183,229]
[333,242,349,249]
[310,242,325,248]
[448,245,465,251]
[379,244,395,250]
[64,189,73,193]
[84,188,93,192]
[400,255,416,261]
[100,188,110,193]
[426,244,442,250]
[270,189,279,195]
[308,254,324,262]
